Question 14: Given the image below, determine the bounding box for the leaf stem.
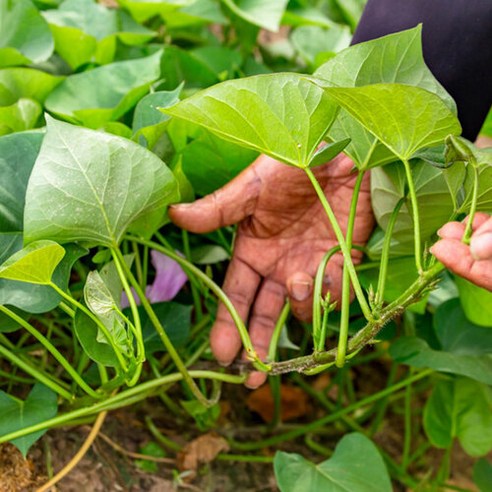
[337,170,366,367]
[112,246,224,407]
[402,159,423,273]
[127,235,270,372]
[181,230,204,320]
[267,302,290,362]
[49,282,128,373]
[0,305,101,399]
[0,343,73,400]
[304,167,372,320]
[462,163,479,244]
[374,198,405,307]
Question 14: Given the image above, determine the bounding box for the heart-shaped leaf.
[116,0,192,23]
[322,84,461,162]
[0,0,54,68]
[0,240,65,285]
[45,51,162,128]
[424,377,492,456]
[164,73,339,168]
[312,26,456,169]
[274,433,391,492]
[0,383,57,457]
[24,117,179,247]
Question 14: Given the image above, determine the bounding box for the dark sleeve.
[352,0,492,140]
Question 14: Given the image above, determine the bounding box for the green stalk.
[229,368,433,451]
[312,246,340,351]
[112,247,222,407]
[402,159,423,273]
[304,167,372,320]
[0,371,247,444]
[0,305,101,399]
[402,371,413,470]
[462,164,479,244]
[0,343,73,400]
[374,198,405,307]
[48,282,128,372]
[337,171,366,367]
[267,302,290,362]
[127,235,270,372]
[110,248,144,386]
[182,230,204,321]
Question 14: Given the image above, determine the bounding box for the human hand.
[169,153,374,387]
[430,212,492,290]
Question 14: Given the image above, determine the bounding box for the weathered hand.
[170,153,374,387]
[430,212,492,290]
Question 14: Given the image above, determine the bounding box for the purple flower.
[121,250,187,308]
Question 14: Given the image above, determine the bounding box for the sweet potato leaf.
[221,0,289,32]
[24,117,179,247]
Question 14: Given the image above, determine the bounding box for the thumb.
[470,217,492,260]
[169,162,261,233]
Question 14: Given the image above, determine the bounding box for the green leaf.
[0,383,57,457]
[0,0,54,68]
[181,129,257,195]
[0,131,44,233]
[132,85,182,149]
[164,73,339,168]
[0,235,87,313]
[290,25,351,71]
[181,398,220,431]
[159,45,219,91]
[0,68,63,106]
[455,277,492,328]
[308,138,350,167]
[84,271,129,354]
[312,26,456,169]
[190,245,229,265]
[116,0,192,23]
[24,117,179,247]
[424,377,492,456]
[274,433,391,492]
[221,0,289,32]
[474,459,492,492]
[321,83,461,162]
[369,160,455,257]
[43,0,155,69]
[44,51,162,128]
[0,99,42,135]
[390,299,492,385]
[162,0,226,28]
[0,240,65,285]
[74,309,120,367]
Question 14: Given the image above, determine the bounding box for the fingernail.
[172,202,193,209]
[470,232,492,260]
[436,227,444,238]
[290,281,311,301]
[216,358,232,367]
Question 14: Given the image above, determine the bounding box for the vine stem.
[0,305,101,399]
[36,411,108,492]
[402,159,423,273]
[267,302,290,362]
[337,170,366,367]
[0,343,72,400]
[303,167,372,320]
[267,262,443,375]
[126,235,270,372]
[49,282,128,373]
[0,371,247,444]
[112,247,227,407]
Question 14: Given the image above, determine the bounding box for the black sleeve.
[352,0,492,140]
